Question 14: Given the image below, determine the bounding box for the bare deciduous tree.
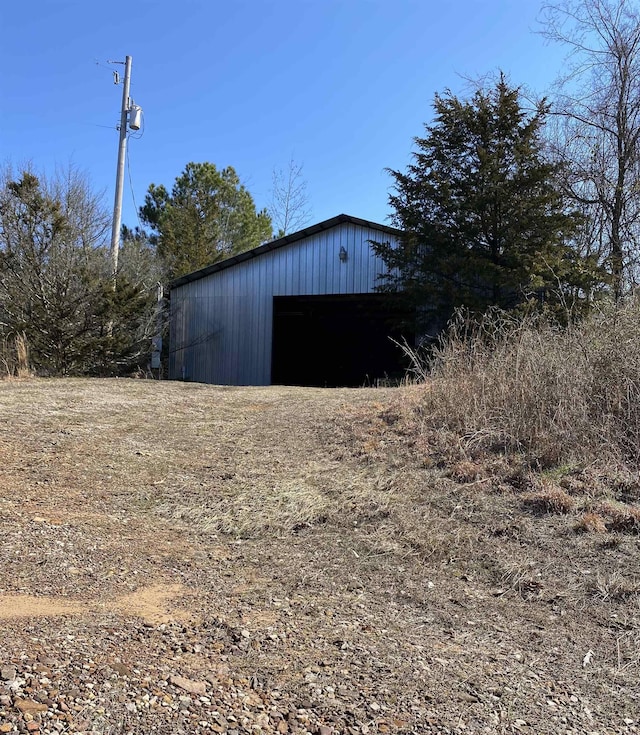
[268,158,311,237]
[541,0,640,298]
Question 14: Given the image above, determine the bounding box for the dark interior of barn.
[271,294,414,387]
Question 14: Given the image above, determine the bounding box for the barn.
[168,214,414,386]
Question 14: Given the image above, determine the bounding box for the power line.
[94,59,115,72]
[86,123,118,130]
[126,143,143,229]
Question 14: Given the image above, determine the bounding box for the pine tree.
[140,162,272,280]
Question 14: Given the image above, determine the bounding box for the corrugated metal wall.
[169,220,398,385]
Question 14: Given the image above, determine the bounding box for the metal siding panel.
[347,224,357,293]
[284,247,292,295]
[366,227,375,291]
[331,227,338,293]
[226,279,235,383]
[344,224,353,293]
[319,232,328,294]
[280,248,287,295]
[300,240,309,294]
[245,268,256,386]
[312,238,321,295]
[221,274,232,384]
[353,225,363,292]
[331,227,340,292]
[296,242,304,293]
[242,265,258,385]
[339,225,348,294]
[362,226,374,293]
[257,258,266,372]
[232,269,241,382]
[168,292,182,379]
[229,269,239,384]
[273,248,284,296]
[366,227,377,292]
[330,228,338,293]
[288,245,295,294]
[198,292,208,382]
[264,257,275,383]
[201,291,210,382]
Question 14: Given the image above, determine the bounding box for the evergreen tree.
[0,166,155,375]
[140,162,273,280]
[373,77,605,331]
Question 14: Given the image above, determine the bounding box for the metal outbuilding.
[168,214,412,386]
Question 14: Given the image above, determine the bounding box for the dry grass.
[402,300,640,468]
[496,560,545,599]
[590,571,640,602]
[0,379,404,544]
[574,512,608,534]
[599,501,640,534]
[15,332,30,377]
[521,484,575,514]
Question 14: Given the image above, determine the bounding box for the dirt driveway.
[0,379,638,734]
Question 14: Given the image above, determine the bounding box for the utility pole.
[109,55,133,289]
[151,282,164,378]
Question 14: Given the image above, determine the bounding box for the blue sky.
[1,1,566,236]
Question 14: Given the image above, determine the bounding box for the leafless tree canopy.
[268,158,312,237]
[541,0,640,297]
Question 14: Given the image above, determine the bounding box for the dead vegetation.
[401,300,640,469]
[0,331,32,379]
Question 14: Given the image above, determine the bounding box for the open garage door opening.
[271,294,415,387]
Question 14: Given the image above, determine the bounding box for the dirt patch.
[0,594,84,620]
[0,584,190,625]
[110,583,191,624]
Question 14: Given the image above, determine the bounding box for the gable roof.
[169,213,400,289]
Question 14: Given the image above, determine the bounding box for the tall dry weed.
[408,300,640,468]
[0,332,32,378]
[15,332,31,378]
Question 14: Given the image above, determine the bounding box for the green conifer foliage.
[373,77,606,330]
[140,162,272,280]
